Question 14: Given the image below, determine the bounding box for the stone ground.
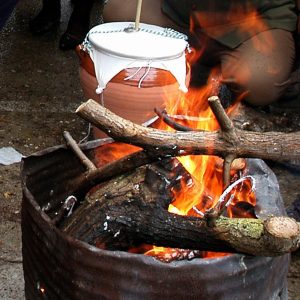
[0,1,299,299]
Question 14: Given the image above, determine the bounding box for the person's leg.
[0,0,19,30]
[29,0,60,35]
[104,2,296,107]
[220,29,296,106]
[59,0,95,50]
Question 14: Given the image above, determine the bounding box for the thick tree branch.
[76,99,300,163]
[62,163,300,257]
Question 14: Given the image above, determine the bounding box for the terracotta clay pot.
[76,46,190,138]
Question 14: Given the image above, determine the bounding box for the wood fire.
[51,93,300,259]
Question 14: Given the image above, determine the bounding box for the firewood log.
[61,160,300,257]
[76,99,300,163]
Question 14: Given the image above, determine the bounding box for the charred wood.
[61,159,300,257]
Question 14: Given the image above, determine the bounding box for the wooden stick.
[154,107,194,132]
[208,96,234,132]
[63,131,96,171]
[65,206,300,257]
[135,0,143,30]
[69,150,159,196]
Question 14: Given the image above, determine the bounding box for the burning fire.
[141,68,256,259]
[155,2,274,232]
[95,70,256,260]
[159,71,256,219]
[94,5,272,259]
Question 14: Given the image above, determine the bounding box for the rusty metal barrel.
[21,143,289,300]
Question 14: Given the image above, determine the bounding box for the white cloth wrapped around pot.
[83,22,189,94]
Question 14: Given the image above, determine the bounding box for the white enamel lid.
[87,22,188,60]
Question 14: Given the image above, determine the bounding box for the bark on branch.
[76,99,300,163]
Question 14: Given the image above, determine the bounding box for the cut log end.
[76,100,92,114]
[265,216,300,239]
[264,216,300,253]
[208,96,219,102]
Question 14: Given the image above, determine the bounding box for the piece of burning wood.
[146,248,202,263]
[61,158,300,257]
[69,149,159,197]
[154,108,194,132]
[75,99,300,163]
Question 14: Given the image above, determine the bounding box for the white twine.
[217,175,256,208]
[64,195,77,217]
[124,66,143,81]
[138,61,152,88]
[192,175,255,217]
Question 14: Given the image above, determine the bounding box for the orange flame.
[94,68,256,260]
[94,5,271,259]
[94,142,140,167]
[155,69,244,217]
[142,66,257,260]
